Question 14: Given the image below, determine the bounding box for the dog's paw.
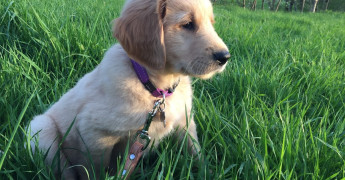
[188,141,201,160]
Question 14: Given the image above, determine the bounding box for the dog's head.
[113,0,230,79]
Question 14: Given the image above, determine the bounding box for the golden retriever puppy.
[29,0,230,179]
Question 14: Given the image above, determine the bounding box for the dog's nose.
[213,51,230,66]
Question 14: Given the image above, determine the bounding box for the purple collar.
[130,59,179,98]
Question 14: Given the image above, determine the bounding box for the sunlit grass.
[1,0,345,179]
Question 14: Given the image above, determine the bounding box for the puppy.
[29,0,230,179]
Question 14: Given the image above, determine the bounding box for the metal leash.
[137,93,166,150]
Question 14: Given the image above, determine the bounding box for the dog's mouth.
[180,57,228,79]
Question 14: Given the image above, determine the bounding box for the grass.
[1,0,345,179]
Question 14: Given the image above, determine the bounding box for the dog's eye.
[182,22,195,31]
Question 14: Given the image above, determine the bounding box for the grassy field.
[1,0,345,179]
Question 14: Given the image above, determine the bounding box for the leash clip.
[138,94,167,150]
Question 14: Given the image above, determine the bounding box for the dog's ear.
[113,0,167,70]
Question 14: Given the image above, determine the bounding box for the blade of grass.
[0,90,36,170]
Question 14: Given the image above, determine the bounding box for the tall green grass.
[1,0,345,179]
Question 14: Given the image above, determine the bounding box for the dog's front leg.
[175,117,201,158]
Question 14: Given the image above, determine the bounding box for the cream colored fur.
[29,0,229,179]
